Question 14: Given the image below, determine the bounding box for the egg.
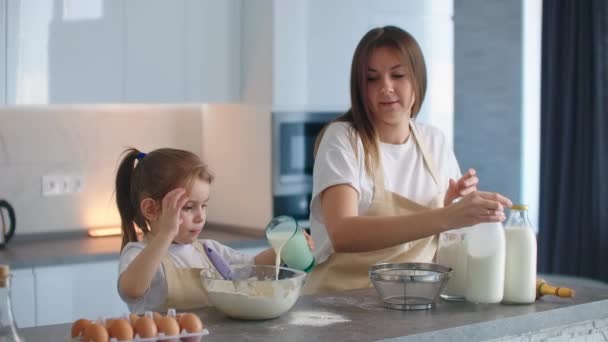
[108,319,134,340]
[152,311,163,324]
[178,313,203,333]
[82,323,109,342]
[129,313,140,326]
[104,318,116,329]
[134,316,157,338]
[157,316,180,336]
[71,318,91,337]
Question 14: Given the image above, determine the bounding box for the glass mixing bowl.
[201,264,306,320]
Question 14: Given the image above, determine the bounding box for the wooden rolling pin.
[536,278,575,299]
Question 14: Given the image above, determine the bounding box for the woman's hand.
[156,188,190,240]
[444,168,479,207]
[443,191,512,228]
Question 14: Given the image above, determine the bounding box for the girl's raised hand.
[444,191,512,228]
[157,188,190,239]
[444,168,479,207]
[303,230,315,250]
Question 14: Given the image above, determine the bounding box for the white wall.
[0,105,203,235]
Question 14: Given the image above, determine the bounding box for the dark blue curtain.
[539,0,608,282]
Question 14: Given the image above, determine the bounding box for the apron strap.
[409,120,442,190]
[371,120,443,201]
[193,240,222,278]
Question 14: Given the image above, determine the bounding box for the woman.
[304,26,512,294]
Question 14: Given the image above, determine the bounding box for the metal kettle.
[0,200,16,248]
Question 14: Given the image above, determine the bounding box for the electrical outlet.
[41,174,85,196]
[42,175,64,196]
[68,175,85,193]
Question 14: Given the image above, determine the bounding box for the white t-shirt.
[118,238,254,313]
[310,121,462,264]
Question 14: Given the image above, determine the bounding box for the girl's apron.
[303,121,446,295]
[159,240,222,311]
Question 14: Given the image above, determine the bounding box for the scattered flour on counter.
[288,310,350,327]
[315,295,384,311]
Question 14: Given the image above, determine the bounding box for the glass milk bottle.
[503,205,537,304]
[0,265,24,342]
[437,229,468,300]
[465,222,505,304]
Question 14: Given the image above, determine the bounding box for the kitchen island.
[19,275,608,341]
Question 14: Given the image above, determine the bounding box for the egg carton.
[70,308,209,342]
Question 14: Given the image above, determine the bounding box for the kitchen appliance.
[369,262,451,310]
[272,111,342,229]
[0,200,16,248]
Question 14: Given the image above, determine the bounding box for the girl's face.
[366,46,416,128]
[174,178,210,244]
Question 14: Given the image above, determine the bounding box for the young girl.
[115,147,303,313]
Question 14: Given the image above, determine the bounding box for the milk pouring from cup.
[265,216,315,279]
[464,222,506,304]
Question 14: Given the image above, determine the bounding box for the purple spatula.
[203,242,233,280]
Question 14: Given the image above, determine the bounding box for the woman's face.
[366,46,416,127]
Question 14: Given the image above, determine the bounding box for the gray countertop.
[0,223,267,269]
[18,275,608,341]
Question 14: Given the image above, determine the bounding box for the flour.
[315,295,384,311]
[287,310,350,327]
[205,277,301,320]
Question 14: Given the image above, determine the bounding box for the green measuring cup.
[265,216,315,272]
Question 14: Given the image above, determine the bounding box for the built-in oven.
[272,111,342,229]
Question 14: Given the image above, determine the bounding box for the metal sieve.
[369,262,452,310]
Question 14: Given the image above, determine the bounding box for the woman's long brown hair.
[115,148,214,251]
[315,26,427,175]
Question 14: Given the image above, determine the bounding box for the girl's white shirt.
[118,238,254,313]
[310,121,462,264]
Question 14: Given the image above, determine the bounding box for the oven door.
[272,112,340,196]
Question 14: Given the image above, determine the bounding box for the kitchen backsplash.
[0,105,204,235]
[201,104,273,233]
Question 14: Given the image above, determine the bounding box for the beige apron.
[303,121,446,295]
[159,240,221,311]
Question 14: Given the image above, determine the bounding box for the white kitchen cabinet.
[243,0,454,131]
[184,0,241,103]
[242,0,376,109]
[11,268,36,328]
[5,0,241,105]
[124,0,184,102]
[34,260,127,326]
[6,0,124,104]
[271,0,379,110]
[124,0,241,103]
[0,0,6,105]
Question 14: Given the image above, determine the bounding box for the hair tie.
[136,152,147,161]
